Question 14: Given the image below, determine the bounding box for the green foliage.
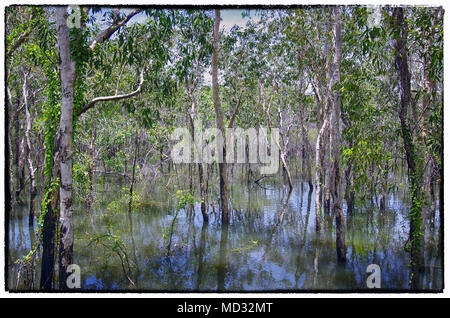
[175,190,195,211]
[106,187,144,215]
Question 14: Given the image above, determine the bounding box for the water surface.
[8,178,443,291]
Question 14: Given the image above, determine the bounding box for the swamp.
[5,5,443,291]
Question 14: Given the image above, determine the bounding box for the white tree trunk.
[56,6,76,288]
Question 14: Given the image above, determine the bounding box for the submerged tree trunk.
[212,9,229,224]
[128,117,139,215]
[56,6,76,289]
[323,125,331,215]
[314,119,327,233]
[88,119,97,206]
[330,6,346,265]
[16,118,26,202]
[393,7,425,288]
[22,68,37,226]
[40,133,61,290]
[186,73,208,223]
[297,58,313,190]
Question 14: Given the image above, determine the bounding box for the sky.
[221,9,253,32]
[91,8,257,85]
[124,8,257,33]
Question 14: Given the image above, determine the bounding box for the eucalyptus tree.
[392,7,426,288]
[22,6,175,290]
[221,18,269,183]
[55,7,77,288]
[212,9,230,224]
[329,6,346,265]
[250,10,296,191]
[6,6,43,209]
[406,7,443,228]
[290,7,334,232]
[339,7,399,213]
[172,9,213,223]
[282,9,314,190]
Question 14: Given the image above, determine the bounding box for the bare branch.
[77,63,146,117]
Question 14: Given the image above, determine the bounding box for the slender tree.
[212,9,229,223]
[330,6,346,265]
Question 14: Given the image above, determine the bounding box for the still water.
[8,178,442,291]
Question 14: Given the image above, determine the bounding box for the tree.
[393,7,425,288]
[56,6,76,289]
[330,6,346,265]
[212,9,229,224]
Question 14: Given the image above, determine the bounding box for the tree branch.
[77,63,146,117]
[88,9,142,50]
[6,30,31,58]
[228,87,243,128]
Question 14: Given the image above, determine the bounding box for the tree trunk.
[314,119,327,233]
[13,94,26,202]
[323,125,331,215]
[88,119,97,206]
[331,6,346,265]
[40,133,60,290]
[56,6,76,289]
[393,7,425,288]
[297,54,313,190]
[128,117,139,215]
[212,9,229,224]
[22,69,37,226]
[186,75,208,223]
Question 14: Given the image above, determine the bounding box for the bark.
[274,77,294,191]
[314,119,328,233]
[212,9,229,224]
[56,7,76,289]
[40,133,60,290]
[6,84,14,218]
[393,7,425,288]
[330,6,346,265]
[185,66,209,223]
[128,118,139,215]
[10,87,25,202]
[297,74,313,190]
[323,125,331,215]
[15,114,26,202]
[344,162,355,215]
[313,10,334,233]
[88,119,97,205]
[22,69,37,226]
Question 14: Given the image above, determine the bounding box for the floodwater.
[8,177,443,291]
